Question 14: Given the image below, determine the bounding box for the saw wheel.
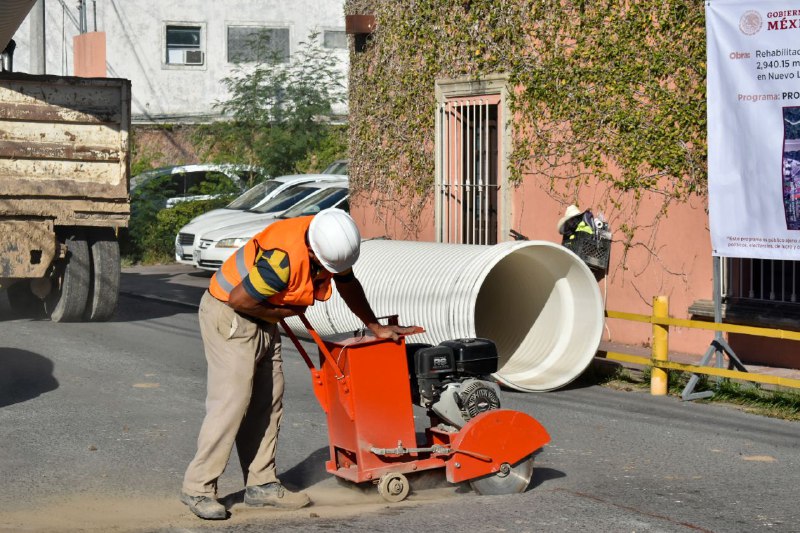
[377,472,410,502]
[468,455,534,495]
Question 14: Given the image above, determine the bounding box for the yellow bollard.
[650,295,669,396]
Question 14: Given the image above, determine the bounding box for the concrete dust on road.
[0,474,466,532]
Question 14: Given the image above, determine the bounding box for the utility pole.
[29,0,46,74]
[78,0,87,34]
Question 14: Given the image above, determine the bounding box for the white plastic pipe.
[285,239,604,392]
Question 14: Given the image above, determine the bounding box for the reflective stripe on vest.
[208,215,333,306]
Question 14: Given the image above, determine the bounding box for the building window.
[227,26,290,63]
[435,76,510,245]
[323,30,347,49]
[165,24,204,66]
[724,258,800,304]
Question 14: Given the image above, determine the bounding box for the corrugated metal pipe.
[285,239,604,392]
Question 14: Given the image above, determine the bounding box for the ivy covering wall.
[345,0,706,226]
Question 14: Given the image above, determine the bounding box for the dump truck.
[0,72,131,322]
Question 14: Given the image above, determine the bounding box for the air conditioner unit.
[184,50,204,65]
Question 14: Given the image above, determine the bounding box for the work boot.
[244,482,311,509]
[180,492,227,520]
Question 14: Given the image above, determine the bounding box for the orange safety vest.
[208,215,333,306]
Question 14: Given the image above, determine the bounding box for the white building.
[12,0,348,123]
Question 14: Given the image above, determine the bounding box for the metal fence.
[723,257,799,304]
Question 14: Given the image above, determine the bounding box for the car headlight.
[216,237,249,249]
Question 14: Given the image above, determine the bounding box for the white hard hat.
[308,208,361,273]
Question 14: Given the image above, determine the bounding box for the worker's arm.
[225,248,305,322]
[227,282,306,322]
[334,271,420,341]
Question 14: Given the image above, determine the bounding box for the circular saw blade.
[469,456,534,495]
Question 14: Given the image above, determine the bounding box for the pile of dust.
[0,472,469,532]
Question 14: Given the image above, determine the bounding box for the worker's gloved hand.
[368,323,424,342]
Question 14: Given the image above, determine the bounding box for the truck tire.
[6,281,44,318]
[84,229,121,322]
[47,233,90,322]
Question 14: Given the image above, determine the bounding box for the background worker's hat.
[557,204,582,235]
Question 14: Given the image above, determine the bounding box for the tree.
[195,30,348,177]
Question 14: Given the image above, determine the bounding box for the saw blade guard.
[445,409,550,485]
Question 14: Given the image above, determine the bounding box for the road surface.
[0,265,797,532]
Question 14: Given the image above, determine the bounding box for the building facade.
[343,2,800,369]
[12,0,348,123]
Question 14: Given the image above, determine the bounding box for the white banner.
[707,1,800,259]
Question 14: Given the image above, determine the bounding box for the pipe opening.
[476,244,603,391]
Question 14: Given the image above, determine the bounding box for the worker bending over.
[181,208,417,520]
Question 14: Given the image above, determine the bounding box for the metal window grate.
[723,257,799,304]
[436,99,499,245]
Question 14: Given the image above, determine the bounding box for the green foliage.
[129,170,240,209]
[129,130,164,177]
[124,171,241,263]
[345,0,706,213]
[509,1,706,198]
[613,368,800,421]
[193,30,348,177]
[123,31,350,264]
[121,197,234,264]
[294,124,349,174]
[711,379,800,420]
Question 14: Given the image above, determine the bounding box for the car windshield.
[248,184,321,214]
[226,180,282,210]
[279,187,348,218]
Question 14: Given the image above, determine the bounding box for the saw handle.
[279,314,347,380]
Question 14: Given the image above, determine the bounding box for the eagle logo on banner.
[739,10,763,35]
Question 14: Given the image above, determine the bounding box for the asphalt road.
[0,266,798,532]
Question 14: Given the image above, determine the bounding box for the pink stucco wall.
[510,180,715,355]
[350,191,436,242]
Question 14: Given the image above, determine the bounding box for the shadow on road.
[114,268,208,321]
[0,348,59,408]
[0,268,210,324]
[119,270,207,307]
[529,466,566,490]
[280,446,332,490]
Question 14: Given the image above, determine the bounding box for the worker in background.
[557,204,595,243]
[181,208,418,520]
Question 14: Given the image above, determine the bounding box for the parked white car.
[175,174,345,265]
[194,182,349,272]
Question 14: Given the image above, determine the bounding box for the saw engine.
[409,338,501,428]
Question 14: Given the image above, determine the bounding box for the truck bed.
[0,72,131,227]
